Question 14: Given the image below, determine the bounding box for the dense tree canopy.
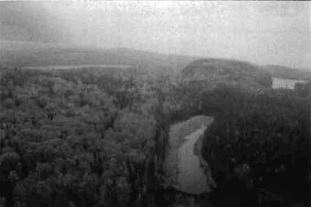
[0,68,168,207]
[0,67,309,207]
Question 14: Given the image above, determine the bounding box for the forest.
[0,66,310,207]
[202,86,310,207]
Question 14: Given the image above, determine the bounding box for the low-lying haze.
[0,1,310,69]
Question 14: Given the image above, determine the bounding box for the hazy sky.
[0,1,310,69]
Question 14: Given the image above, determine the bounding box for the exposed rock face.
[180,58,272,92]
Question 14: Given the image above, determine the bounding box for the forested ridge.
[0,64,310,207]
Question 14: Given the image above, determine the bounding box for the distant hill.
[0,40,196,76]
[181,58,272,91]
[260,65,311,81]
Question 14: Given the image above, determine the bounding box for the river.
[164,116,215,195]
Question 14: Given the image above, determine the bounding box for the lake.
[23,64,131,70]
[272,77,306,90]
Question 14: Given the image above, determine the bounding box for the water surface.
[164,116,215,195]
[177,125,210,194]
[272,77,306,89]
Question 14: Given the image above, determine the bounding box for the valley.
[0,43,310,207]
[1,2,310,207]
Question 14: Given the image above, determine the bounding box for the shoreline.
[163,115,216,194]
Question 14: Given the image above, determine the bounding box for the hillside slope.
[0,40,195,76]
[180,58,272,91]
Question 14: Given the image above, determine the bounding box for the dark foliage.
[0,68,169,207]
[201,86,310,207]
[0,66,309,207]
